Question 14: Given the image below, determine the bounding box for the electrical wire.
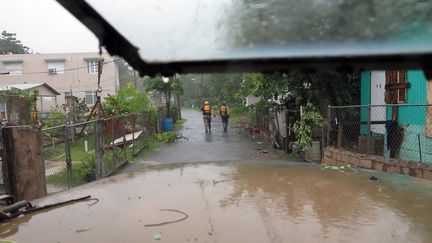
[0,59,121,76]
[71,76,118,88]
[0,58,129,96]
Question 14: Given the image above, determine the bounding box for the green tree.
[178,74,202,107]
[44,106,67,128]
[241,73,290,112]
[7,87,38,111]
[61,96,89,122]
[207,73,243,104]
[144,75,183,117]
[240,71,359,141]
[6,87,39,123]
[103,83,155,116]
[241,71,360,115]
[0,31,30,54]
[179,73,244,108]
[293,103,323,152]
[115,58,147,90]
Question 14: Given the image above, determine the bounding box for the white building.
[0,52,119,115]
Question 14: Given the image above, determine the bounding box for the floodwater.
[122,109,289,172]
[1,161,432,243]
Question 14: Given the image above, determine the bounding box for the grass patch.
[174,119,187,131]
[229,103,248,116]
[46,134,148,187]
[174,119,187,130]
[47,153,96,188]
[46,124,183,187]
[43,135,97,161]
[133,136,159,160]
[47,166,86,188]
[229,104,250,125]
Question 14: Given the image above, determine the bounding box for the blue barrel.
[163,117,173,132]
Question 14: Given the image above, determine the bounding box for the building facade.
[0,52,119,115]
[0,83,60,121]
[360,70,431,163]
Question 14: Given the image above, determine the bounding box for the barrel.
[163,117,173,132]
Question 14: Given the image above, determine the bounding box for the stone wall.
[323,147,432,181]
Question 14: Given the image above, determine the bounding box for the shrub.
[43,106,66,128]
[155,131,176,143]
[76,153,96,182]
[293,103,323,152]
[103,83,155,116]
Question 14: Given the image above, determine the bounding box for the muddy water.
[1,162,432,243]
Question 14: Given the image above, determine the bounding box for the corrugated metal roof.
[0,83,60,95]
[0,83,44,91]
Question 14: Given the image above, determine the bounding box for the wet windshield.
[85,0,432,62]
[1,1,432,243]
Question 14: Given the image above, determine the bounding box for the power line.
[69,77,118,88]
[0,58,121,75]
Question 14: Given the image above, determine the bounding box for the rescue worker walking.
[200,101,214,133]
[220,101,229,132]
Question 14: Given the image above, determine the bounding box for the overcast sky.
[0,0,98,53]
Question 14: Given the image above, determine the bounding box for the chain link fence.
[41,111,157,194]
[42,125,68,193]
[327,104,432,164]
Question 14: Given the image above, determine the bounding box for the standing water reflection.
[1,162,431,242]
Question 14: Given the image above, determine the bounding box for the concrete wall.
[0,52,119,112]
[323,147,432,181]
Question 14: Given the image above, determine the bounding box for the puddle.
[1,161,432,243]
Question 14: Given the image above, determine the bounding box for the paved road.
[122,109,290,171]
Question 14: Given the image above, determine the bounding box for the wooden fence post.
[1,126,47,200]
[64,125,72,189]
[95,116,105,179]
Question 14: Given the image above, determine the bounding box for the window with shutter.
[385,70,409,104]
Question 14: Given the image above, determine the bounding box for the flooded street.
[2,0,432,242]
[122,109,289,172]
[2,110,432,243]
[1,162,432,243]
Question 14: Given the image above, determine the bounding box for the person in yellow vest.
[200,101,215,133]
[220,101,229,132]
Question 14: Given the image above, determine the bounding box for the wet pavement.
[122,109,289,172]
[2,110,432,242]
[2,162,432,243]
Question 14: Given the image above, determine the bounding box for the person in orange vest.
[220,101,229,132]
[200,101,215,133]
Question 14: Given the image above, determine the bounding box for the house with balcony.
[0,52,119,117]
